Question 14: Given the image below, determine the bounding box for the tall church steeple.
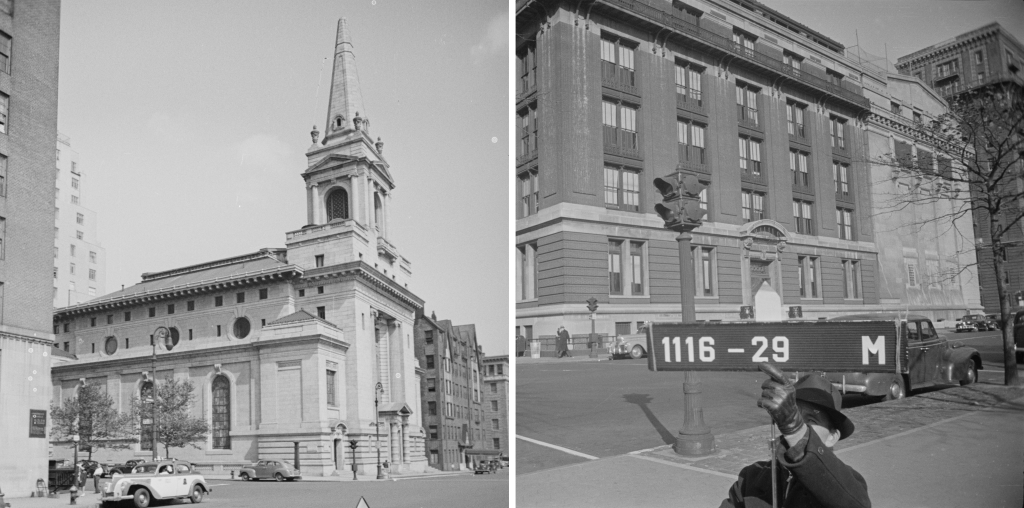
[322,18,367,145]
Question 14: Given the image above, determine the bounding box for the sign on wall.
[29,409,47,438]
[646,321,899,373]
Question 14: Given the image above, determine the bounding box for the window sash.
[630,241,644,295]
[701,247,714,296]
[609,240,623,294]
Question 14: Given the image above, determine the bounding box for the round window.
[164,328,180,351]
[233,318,251,339]
[104,336,118,355]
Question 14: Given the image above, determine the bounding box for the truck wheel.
[883,377,906,401]
[190,485,204,504]
[960,362,977,386]
[629,345,645,359]
[132,488,152,508]
[239,472,250,481]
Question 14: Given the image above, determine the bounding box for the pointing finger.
[758,362,789,385]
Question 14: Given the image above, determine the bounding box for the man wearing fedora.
[720,363,871,508]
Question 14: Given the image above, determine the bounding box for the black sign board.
[646,321,899,373]
[29,409,46,438]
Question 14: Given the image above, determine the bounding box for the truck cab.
[826,313,982,400]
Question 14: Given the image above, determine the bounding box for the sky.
[57,0,510,355]
[756,0,1024,71]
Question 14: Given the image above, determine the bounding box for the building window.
[424,330,433,344]
[600,35,636,87]
[732,30,756,57]
[90,317,96,327]
[518,103,538,160]
[517,43,537,93]
[233,318,251,339]
[699,183,709,213]
[187,300,195,311]
[675,62,703,105]
[602,100,639,155]
[63,323,69,333]
[608,239,646,296]
[491,400,498,411]
[212,375,231,449]
[826,69,844,87]
[493,438,501,450]
[0,155,5,197]
[518,242,539,301]
[692,246,717,297]
[0,93,8,134]
[314,254,324,268]
[216,325,222,337]
[89,251,96,263]
[973,51,983,65]
[167,304,175,315]
[936,59,959,78]
[0,30,9,74]
[739,137,761,176]
[426,355,435,369]
[837,208,854,240]
[76,231,83,240]
[236,292,245,304]
[783,51,802,74]
[735,83,759,125]
[71,194,79,205]
[519,169,539,218]
[76,212,84,225]
[88,287,96,296]
[741,190,765,222]
[830,117,846,149]
[72,178,80,189]
[107,314,113,325]
[89,269,96,281]
[793,200,814,234]
[317,306,326,319]
[140,382,154,450]
[490,382,497,393]
[891,102,902,115]
[69,262,76,275]
[298,289,305,297]
[833,162,851,197]
[326,370,337,406]
[427,402,438,417]
[492,419,500,430]
[214,295,223,307]
[326,188,349,221]
[842,260,861,299]
[427,377,435,392]
[798,256,820,298]
[677,119,706,164]
[786,102,805,137]
[148,307,156,318]
[791,151,809,187]
[604,165,640,211]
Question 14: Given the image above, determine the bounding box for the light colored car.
[101,459,210,508]
[238,459,301,481]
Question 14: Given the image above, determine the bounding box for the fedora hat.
[793,374,854,440]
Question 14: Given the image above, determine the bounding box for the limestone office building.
[50,19,429,476]
[514,0,981,342]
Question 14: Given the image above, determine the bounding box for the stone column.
[310,182,320,224]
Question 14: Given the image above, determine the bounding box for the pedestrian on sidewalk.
[719,364,871,508]
[556,326,572,358]
[93,463,104,494]
[515,334,527,357]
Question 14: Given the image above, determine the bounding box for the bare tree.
[873,82,1023,386]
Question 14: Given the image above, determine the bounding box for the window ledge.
[842,298,864,302]
[609,294,649,299]
[695,295,719,300]
[800,297,824,302]
[204,450,235,455]
[517,298,539,303]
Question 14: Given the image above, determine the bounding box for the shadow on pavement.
[623,393,676,446]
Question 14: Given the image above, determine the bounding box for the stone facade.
[481,355,508,456]
[53,132,106,308]
[50,18,426,477]
[0,0,63,497]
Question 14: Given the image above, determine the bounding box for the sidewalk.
[515,353,613,364]
[517,382,1024,507]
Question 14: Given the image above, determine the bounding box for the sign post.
[29,410,47,438]
[586,298,599,359]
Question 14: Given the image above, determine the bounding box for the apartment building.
[54,133,106,308]
[481,355,508,458]
[515,0,980,342]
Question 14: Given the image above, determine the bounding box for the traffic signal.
[654,199,706,228]
[653,172,705,200]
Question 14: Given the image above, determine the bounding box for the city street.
[182,472,508,508]
[516,327,1022,475]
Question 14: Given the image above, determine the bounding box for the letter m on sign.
[862,336,885,365]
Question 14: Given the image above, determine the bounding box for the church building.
[50,18,427,476]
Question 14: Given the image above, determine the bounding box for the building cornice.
[301,260,425,309]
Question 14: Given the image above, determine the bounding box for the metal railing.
[603,127,642,159]
[602,61,638,95]
[678,144,709,174]
[676,91,706,114]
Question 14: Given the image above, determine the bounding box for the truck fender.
[944,348,981,382]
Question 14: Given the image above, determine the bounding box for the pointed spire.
[323,18,366,144]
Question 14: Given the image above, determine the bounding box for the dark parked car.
[474,461,497,475]
[960,314,993,332]
[1014,308,1024,363]
[984,313,1003,330]
[238,460,301,481]
[105,459,144,477]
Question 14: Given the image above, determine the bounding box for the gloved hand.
[757,363,805,436]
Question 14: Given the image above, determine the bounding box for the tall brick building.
[0,0,63,496]
[50,19,428,477]
[53,132,106,308]
[514,0,980,344]
[481,355,508,458]
[413,311,486,470]
[896,23,1024,312]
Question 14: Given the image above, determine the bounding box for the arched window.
[326,188,349,221]
[374,193,383,233]
[140,381,154,451]
[212,375,231,449]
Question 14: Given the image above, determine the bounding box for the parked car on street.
[104,459,144,477]
[101,459,210,507]
[474,461,497,475]
[984,313,1003,330]
[238,460,301,481]
[1013,308,1024,363]
[609,325,648,359]
[960,314,993,331]
[827,313,982,400]
[954,317,976,333]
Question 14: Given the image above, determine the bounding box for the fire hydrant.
[69,485,78,505]
[230,470,235,480]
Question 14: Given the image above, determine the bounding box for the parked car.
[954,318,976,333]
[106,459,144,477]
[76,460,102,478]
[238,460,301,481]
[609,325,648,359]
[101,459,210,508]
[984,313,1003,330]
[827,313,982,400]
[474,461,497,475]
[960,314,992,332]
[1013,308,1024,363]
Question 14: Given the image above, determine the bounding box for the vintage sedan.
[238,460,301,481]
[104,459,144,478]
[102,459,211,508]
[609,326,649,359]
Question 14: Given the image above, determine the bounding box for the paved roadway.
[516,328,1021,475]
[183,471,508,508]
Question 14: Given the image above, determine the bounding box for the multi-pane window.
[326,370,337,406]
[519,170,539,217]
[677,119,706,164]
[76,212,84,225]
[140,382,154,450]
[738,137,761,175]
[792,200,813,234]
[675,62,703,105]
[830,117,846,149]
[89,269,96,281]
[518,243,539,301]
[783,52,802,74]
[842,260,861,299]
[736,84,758,125]
[72,178,80,189]
[0,155,6,197]
[71,195,79,205]
[608,239,645,296]
[600,36,636,87]
[732,30,755,57]
[0,93,8,134]
[973,51,983,65]
[699,183,709,212]
[518,103,538,160]
[602,101,639,154]
[517,44,536,93]
[891,102,902,115]
[837,208,854,240]
[212,376,231,449]
[826,69,844,87]
[833,162,850,197]
[741,190,765,222]
[790,150,809,187]
[936,60,959,78]
[604,166,640,211]
[0,31,9,74]
[692,246,716,296]
[798,256,820,298]
[786,102,805,137]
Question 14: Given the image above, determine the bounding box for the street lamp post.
[71,433,80,505]
[586,298,599,358]
[374,382,384,480]
[151,327,169,460]
[348,440,359,481]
